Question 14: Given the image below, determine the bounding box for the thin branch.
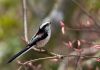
[17,52,100,70]
[18,54,100,65]
[18,66,22,70]
[17,55,61,70]
[27,0,44,19]
[24,56,60,64]
[75,51,82,70]
[67,28,100,32]
[22,0,29,43]
[72,0,100,29]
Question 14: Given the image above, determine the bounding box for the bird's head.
[40,21,51,32]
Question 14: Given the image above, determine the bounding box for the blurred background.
[0,0,100,70]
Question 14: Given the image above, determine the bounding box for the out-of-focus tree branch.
[58,46,100,70]
[27,0,45,19]
[17,51,100,70]
[72,0,100,29]
[27,0,70,26]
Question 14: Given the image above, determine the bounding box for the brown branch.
[67,27,100,32]
[22,0,29,43]
[18,66,22,70]
[17,51,100,70]
[24,56,60,64]
[75,51,82,70]
[27,0,44,19]
[17,55,62,70]
[72,0,100,29]
[58,45,100,70]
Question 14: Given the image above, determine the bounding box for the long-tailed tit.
[7,21,51,63]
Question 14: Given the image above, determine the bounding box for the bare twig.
[27,0,45,19]
[75,51,82,70]
[67,27,100,32]
[18,66,22,70]
[72,0,100,29]
[17,53,100,70]
[22,0,29,43]
[58,45,100,70]
[17,55,62,70]
[18,54,100,65]
[24,56,60,64]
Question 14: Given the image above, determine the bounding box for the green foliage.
[95,2,100,9]
[0,1,22,70]
[86,0,100,10]
[0,15,19,39]
[0,15,17,28]
[0,37,21,62]
[0,0,18,9]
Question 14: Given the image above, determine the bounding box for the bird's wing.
[29,28,42,42]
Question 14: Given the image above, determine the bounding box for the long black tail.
[7,45,32,63]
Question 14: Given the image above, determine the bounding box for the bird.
[7,21,51,63]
